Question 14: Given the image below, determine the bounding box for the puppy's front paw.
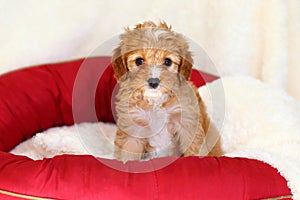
[117,150,143,163]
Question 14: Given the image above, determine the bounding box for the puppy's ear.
[112,45,128,81]
[179,52,193,81]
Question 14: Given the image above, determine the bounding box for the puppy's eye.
[135,57,144,66]
[164,58,172,66]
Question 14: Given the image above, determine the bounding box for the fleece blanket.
[11,76,300,198]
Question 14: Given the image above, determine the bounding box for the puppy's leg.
[182,125,205,156]
[181,88,209,156]
[114,129,145,162]
[167,111,181,135]
[176,123,205,157]
[167,112,182,156]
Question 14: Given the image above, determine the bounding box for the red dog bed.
[0,57,291,199]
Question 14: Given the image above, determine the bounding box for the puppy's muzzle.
[147,78,160,89]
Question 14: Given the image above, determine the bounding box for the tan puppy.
[112,21,210,162]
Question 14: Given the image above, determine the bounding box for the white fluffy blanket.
[11,76,300,198]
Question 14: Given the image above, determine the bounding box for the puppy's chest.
[145,107,174,151]
[129,103,176,150]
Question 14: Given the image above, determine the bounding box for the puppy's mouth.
[143,85,172,108]
[144,78,163,100]
[144,88,163,99]
[131,83,174,111]
[131,77,173,106]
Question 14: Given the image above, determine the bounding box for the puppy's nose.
[147,78,160,89]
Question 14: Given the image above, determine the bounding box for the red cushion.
[0,153,290,200]
[0,57,291,199]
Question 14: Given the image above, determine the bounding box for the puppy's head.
[112,21,193,102]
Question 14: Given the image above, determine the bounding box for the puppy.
[112,21,210,162]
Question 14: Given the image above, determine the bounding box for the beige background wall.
[0,0,299,101]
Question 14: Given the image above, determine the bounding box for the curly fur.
[112,21,211,162]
